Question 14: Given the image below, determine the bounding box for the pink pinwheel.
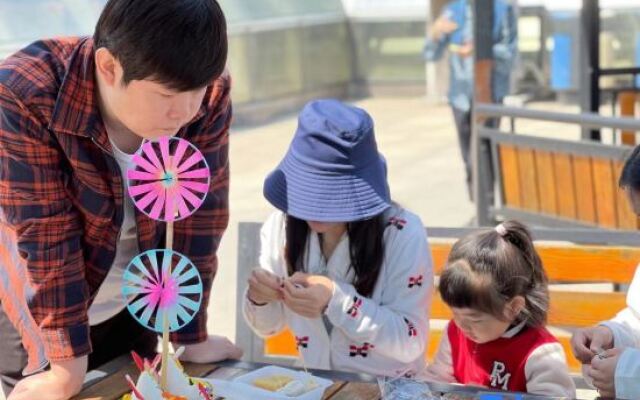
[127,136,210,222]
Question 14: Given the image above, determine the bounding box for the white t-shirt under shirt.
[88,139,140,326]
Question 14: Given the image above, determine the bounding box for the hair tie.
[495,223,507,237]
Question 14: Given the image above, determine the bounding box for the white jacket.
[243,207,433,377]
[595,265,640,399]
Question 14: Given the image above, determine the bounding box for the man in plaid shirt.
[0,1,242,398]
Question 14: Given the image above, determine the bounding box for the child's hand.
[179,335,243,363]
[247,268,283,305]
[282,273,334,318]
[588,347,623,398]
[570,326,614,364]
[8,356,87,400]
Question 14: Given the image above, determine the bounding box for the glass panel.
[219,0,344,24]
[0,0,106,58]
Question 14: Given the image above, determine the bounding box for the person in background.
[424,0,517,201]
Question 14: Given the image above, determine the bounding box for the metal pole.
[580,0,601,141]
[473,0,495,226]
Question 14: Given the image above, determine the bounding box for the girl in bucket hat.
[243,99,434,377]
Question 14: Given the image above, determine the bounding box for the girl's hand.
[247,268,283,305]
[8,356,87,400]
[282,273,334,318]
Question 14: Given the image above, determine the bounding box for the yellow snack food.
[252,375,294,391]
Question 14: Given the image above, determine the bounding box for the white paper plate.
[206,366,333,400]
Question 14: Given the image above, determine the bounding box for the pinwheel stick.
[160,209,175,389]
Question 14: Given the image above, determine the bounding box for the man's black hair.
[94,0,227,91]
[619,145,640,190]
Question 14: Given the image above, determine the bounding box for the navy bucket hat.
[263,99,391,222]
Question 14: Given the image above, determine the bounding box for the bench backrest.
[473,103,640,229]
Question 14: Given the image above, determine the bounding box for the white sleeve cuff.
[615,348,640,399]
[325,280,355,325]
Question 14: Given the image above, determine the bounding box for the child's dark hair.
[94,0,228,91]
[439,220,549,327]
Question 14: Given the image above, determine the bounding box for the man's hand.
[247,268,283,305]
[282,273,334,319]
[179,335,243,364]
[589,348,623,399]
[8,356,87,400]
[571,325,614,364]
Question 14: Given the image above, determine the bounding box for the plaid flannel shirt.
[0,37,231,373]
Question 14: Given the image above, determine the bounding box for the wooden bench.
[473,104,640,229]
[235,224,640,373]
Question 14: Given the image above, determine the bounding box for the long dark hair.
[439,220,549,327]
[285,214,386,298]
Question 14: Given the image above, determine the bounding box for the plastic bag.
[378,376,442,400]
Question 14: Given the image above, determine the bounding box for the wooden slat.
[427,327,443,362]
[430,291,625,327]
[427,328,582,372]
[431,241,452,274]
[534,150,558,215]
[323,383,349,399]
[430,242,640,284]
[499,144,522,208]
[592,158,618,228]
[553,153,578,219]
[614,161,639,230]
[548,291,626,326]
[573,156,597,224]
[516,147,540,211]
[327,381,380,400]
[619,91,637,146]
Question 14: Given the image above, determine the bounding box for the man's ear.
[504,296,525,321]
[95,47,120,87]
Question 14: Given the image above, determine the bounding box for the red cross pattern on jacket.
[349,342,375,358]
[408,274,423,288]
[346,296,363,318]
[404,317,418,337]
[387,217,407,230]
[296,336,309,349]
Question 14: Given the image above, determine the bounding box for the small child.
[424,220,576,398]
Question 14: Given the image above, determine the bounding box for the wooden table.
[74,357,383,400]
[73,357,589,400]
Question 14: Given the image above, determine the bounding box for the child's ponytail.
[495,221,549,326]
